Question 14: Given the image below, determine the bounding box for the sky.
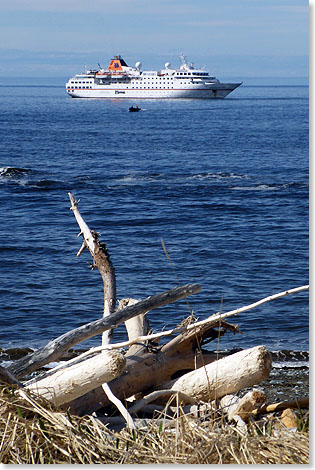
[0,0,309,78]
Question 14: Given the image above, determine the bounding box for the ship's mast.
[179,53,187,68]
[179,53,193,70]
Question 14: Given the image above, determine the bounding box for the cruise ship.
[65,54,242,99]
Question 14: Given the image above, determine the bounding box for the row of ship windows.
[146,77,173,80]
[68,86,183,89]
[70,76,202,85]
[182,72,208,76]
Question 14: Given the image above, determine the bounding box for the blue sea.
[0,77,309,358]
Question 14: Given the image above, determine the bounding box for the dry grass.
[0,387,309,464]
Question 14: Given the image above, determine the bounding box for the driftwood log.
[25,350,125,407]
[158,345,272,402]
[65,318,237,415]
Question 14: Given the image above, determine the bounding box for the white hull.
[67,84,240,99]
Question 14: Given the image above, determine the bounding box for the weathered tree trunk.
[158,345,272,402]
[25,350,125,407]
[66,319,237,415]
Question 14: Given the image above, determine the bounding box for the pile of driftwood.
[0,193,309,431]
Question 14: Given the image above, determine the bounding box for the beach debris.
[2,193,309,434]
[219,389,266,427]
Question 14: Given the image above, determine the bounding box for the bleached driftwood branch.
[128,390,198,416]
[8,283,201,379]
[100,293,135,430]
[46,284,309,365]
[68,192,116,316]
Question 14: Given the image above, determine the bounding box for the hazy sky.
[0,0,309,78]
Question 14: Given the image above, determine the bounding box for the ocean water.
[0,78,308,358]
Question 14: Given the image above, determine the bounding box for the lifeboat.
[129,105,141,112]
